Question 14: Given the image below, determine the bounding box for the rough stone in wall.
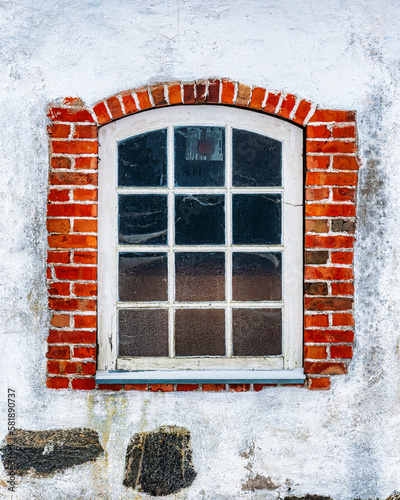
[123,425,196,496]
[0,428,103,475]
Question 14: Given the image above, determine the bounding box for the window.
[97,105,303,382]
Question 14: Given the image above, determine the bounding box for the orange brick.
[46,377,69,389]
[48,107,94,123]
[304,345,327,359]
[305,219,328,233]
[74,157,98,170]
[305,235,354,249]
[71,378,96,390]
[304,314,329,327]
[293,99,312,125]
[47,219,71,234]
[176,384,199,391]
[229,384,250,392]
[277,94,296,119]
[93,102,111,125]
[48,282,70,296]
[98,384,123,391]
[332,156,360,170]
[47,345,70,360]
[47,251,70,264]
[106,96,124,119]
[47,204,97,217]
[73,125,97,139]
[73,251,97,264]
[49,235,97,249]
[309,109,356,123]
[52,140,98,155]
[249,87,266,109]
[48,124,71,138]
[136,89,152,110]
[304,361,347,375]
[305,266,353,280]
[331,251,353,264]
[307,156,330,170]
[307,125,331,138]
[332,283,354,295]
[332,313,354,326]
[220,80,235,104]
[305,188,329,201]
[49,189,70,202]
[49,298,96,312]
[308,377,331,390]
[332,125,356,138]
[73,283,97,297]
[202,384,226,392]
[74,315,97,328]
[48,330,96,343]
[167,83,182,105]
[330,345,353,359]
[121,93,138,114]
[125,384,148,391]
[263,92,281,114]
[306,172,357,186]
[73,219,97,233]
[149,384,174,392]
[73,346,96,359]
[50,172,97,185]
[305,297,353,312]
[306,140,356,154]
[55,266,96,280]
[332,188,355,202]
[305,204,356,217]
[73,189,97,201]
[305,329,354,343]
[50,314,70,328]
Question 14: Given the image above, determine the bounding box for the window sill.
[95,368,305,385]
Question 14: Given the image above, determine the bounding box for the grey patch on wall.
[123,425,196,496]
[242,473,279,491]
[284,496,332,500]
[0,428,103,475]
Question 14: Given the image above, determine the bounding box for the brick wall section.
[46,80,358,391]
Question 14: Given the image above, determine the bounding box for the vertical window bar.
[225,125,233,358]
[168,125,175,358]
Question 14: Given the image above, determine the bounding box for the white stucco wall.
[1,0,400,498]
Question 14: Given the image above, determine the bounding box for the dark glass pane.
[118,130,167,187]
[175,252,225,301]
[119,253,168,302]
[175,195,225,245]
[118,309,168,357]
[232,129,281,187]
[175,309,225,356]
[175,127,225,186]
[232,308,282,356]
[119,194,168,245]
[232,252,282,301]
[232,194,281,244]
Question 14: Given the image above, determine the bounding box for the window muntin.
[98,106,303,373]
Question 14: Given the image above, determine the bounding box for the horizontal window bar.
[116,301,284,308]
[117,245,284,252]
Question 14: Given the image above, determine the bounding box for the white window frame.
[97,105,304,384]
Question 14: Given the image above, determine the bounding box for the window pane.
[175,252,225,301]
[118,309,169,357]
[232,252,282,301]
[119,253,168,302]
[175,309,225,356]
[232,194,281,244]
[232,308,282,356]
[175,195,225,245]
[118,130,167,187]
[174,127,225,186]
[119,194,168,245]
[232,129,281,187]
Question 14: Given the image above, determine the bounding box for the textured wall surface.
[1,0,400,498]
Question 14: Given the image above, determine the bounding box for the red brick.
[47,345,70,360]
[307,156,330,170]
[332,156,360,170]
[207,79,220,103]
[236,84,251,107]
[55,266,97,280]
[293,99,312,125]
[308,377,330,390]
[306,234,354,249]
[125,384,149,391]
[48,124,71,138]
[49,298,96,312]
[202,384,226,392]
[306,171,357,186]
[305,188,329,201]
[72,378,96,390]
[149,384,174,392]
[229,384,250,392]
[309,109,356,123]
[73,219,97,233]
[304,329,354,343]
[51,157,71,169]
[304,314,329,327]
[73,189,97,201]
[46,377,69,389]
[73,346,96,359]
[150,85,167,107]
[305,204,356,217]
[305,219,328,233]
[74,157,98,170]
[331,251,353,264]
[48,330,96,343]
[47,267,52,279]
[47,219,70,234]
[305,266,353,280]
[195,81,207,103]
[176,384,199,391]
[305,297,353,311]
[332,125,356,138]
[49,234,97,249]
[121,93,138,114]
[73,283,97,297]
[73,251,97,264]
[332,283,354,295]
[332,313,354,326]
[52,140,98,155]
[49,189,70,202]
[50,314,70,328]
[136,89,152,110]
[47,204,97,217]
[183,83,195,104]
[167,83,182,105]
[304,345,327,359]
[254,384,278,391]
[74,315,97,328]
[277,94,296,119]
[48,107,95,123]
[48,282,70,296]
[332,188,355,202]
[249,87,266,109]
[220,80,235,105]
[331,345,353,359]
[263,92,281,114]
[93,102,111,125]
[50,172,97,186]
[304,361,347,375]
[98,384,123,391]
[307,125,331,139]
[306,140,356,154]
[106,96,124,119]
[48,360,96,376]
[73,125,97,139]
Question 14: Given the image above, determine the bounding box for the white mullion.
[225,125,233,357]
[116,301,283,309]
[168,125,175,358]
[116,187,169,194]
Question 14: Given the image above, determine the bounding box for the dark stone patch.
[0,428,103,476]
[285,496,332,500]
[123,425,196,496]
[331,219,356,233]
[305,282,328,295]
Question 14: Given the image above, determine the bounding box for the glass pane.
[232,252,282,301]
[119,309,168,357]
[119,194,168,245]
[119,253,168,302]
[232,308,282,356]
[232,129,282,187]
[175,252,225,301]
[175,309,225,356]
[175,195,225,245]
[175,127,225,186]
[118,130,167,187]
[232,194,281,244]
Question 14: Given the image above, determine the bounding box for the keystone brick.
[236,84,251,107]
[151,85,167,106]
[249,87,266,109]
[136,90,152,110]
[183,83,195,104]
[121,92,138,115]
[195,81,207,102]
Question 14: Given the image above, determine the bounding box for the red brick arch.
[46,79,358,391]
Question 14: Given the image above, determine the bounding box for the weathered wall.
[1,0,400,498]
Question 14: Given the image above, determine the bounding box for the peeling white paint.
[1,0,400,498]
